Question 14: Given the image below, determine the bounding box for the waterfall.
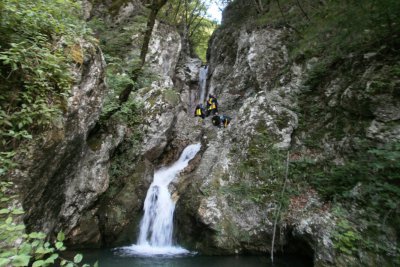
[118,143,201,257]
[198,65,208,104]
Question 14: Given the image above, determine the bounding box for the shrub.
[0,182,97,267]
[0,0,94,172]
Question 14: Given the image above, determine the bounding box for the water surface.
[77,144,312,267]
[134,143,201,255]
[79,249,312,267]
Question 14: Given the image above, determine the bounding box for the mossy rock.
[163,89,180,106]
[90,0,135,16]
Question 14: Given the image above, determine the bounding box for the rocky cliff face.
[11,40,108,244]
[62,1,200,247]
[10,0,201,248]
[91,18,200,247]
[174,24,326,259]
[11,0,399,266]
[173,6,399,267]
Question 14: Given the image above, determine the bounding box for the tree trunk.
[118,0,168,104]
[252,0,262,13]
[139,6,159,66]
[295,0,310,21]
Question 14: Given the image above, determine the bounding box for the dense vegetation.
[0,0,94,175]
[223,0,400,57]
[1,0,399,264]
[286,3,400,255]
[0,0,97,265]
[89,0,218,157]
[90,0,217,126]
[221,0,400,261]
[159,0,218,61]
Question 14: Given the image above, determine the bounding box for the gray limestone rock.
[10,1,399,263]
[11,40,109,241]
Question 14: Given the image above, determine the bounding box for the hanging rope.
[271,150,290,263]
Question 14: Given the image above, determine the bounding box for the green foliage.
[295,0,400,58]
[289,0,399,92]
[0,182,95,267]
[365,63,400,95]
[226,123,289,206]
[163,89,180,106]
[231,0,400,68]
[0,151,17,176]
[0,1,97,264]
[99,60,144,180]
[290,142,400,257]
[104,58,136,96]
[294,142,400,210]
[303,59,332,91]
[190,18,218,62]
[0,0,95,174]
[90,15,147,59]
[116,100,144,128]
[331,205,400,259]
[108,124,143,180]
[0,0,85,45]
[256,1,396,103]
[100,96,144,133]
[333,217,361,255]
[159,0,217,61]
[218,0,255,27]
[99,57,144,129]
[0,39,72,133]
[91,0,132,16]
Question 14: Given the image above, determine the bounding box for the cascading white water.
[198,65,208,104]
[118,143,201,257]
[138,144,201,247]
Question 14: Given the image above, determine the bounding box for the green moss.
[221,173,229,182]
[162,89,180,106]
[109,0,131,15]
[274,112,291,130]
[89,0,136,16]
[140,87,152,95]
[303,60,332,91]
[146,89,162,108]
[366,64,400,95]
[102,21,147,58]
[89,12,147,59]
[109,134,143,180]
[223,121,289,206]
[211,27,238,67]
[214,220,236,248]
[220,0,256,27]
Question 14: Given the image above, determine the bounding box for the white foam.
[117,244,192,257]
[117,144,201,258]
